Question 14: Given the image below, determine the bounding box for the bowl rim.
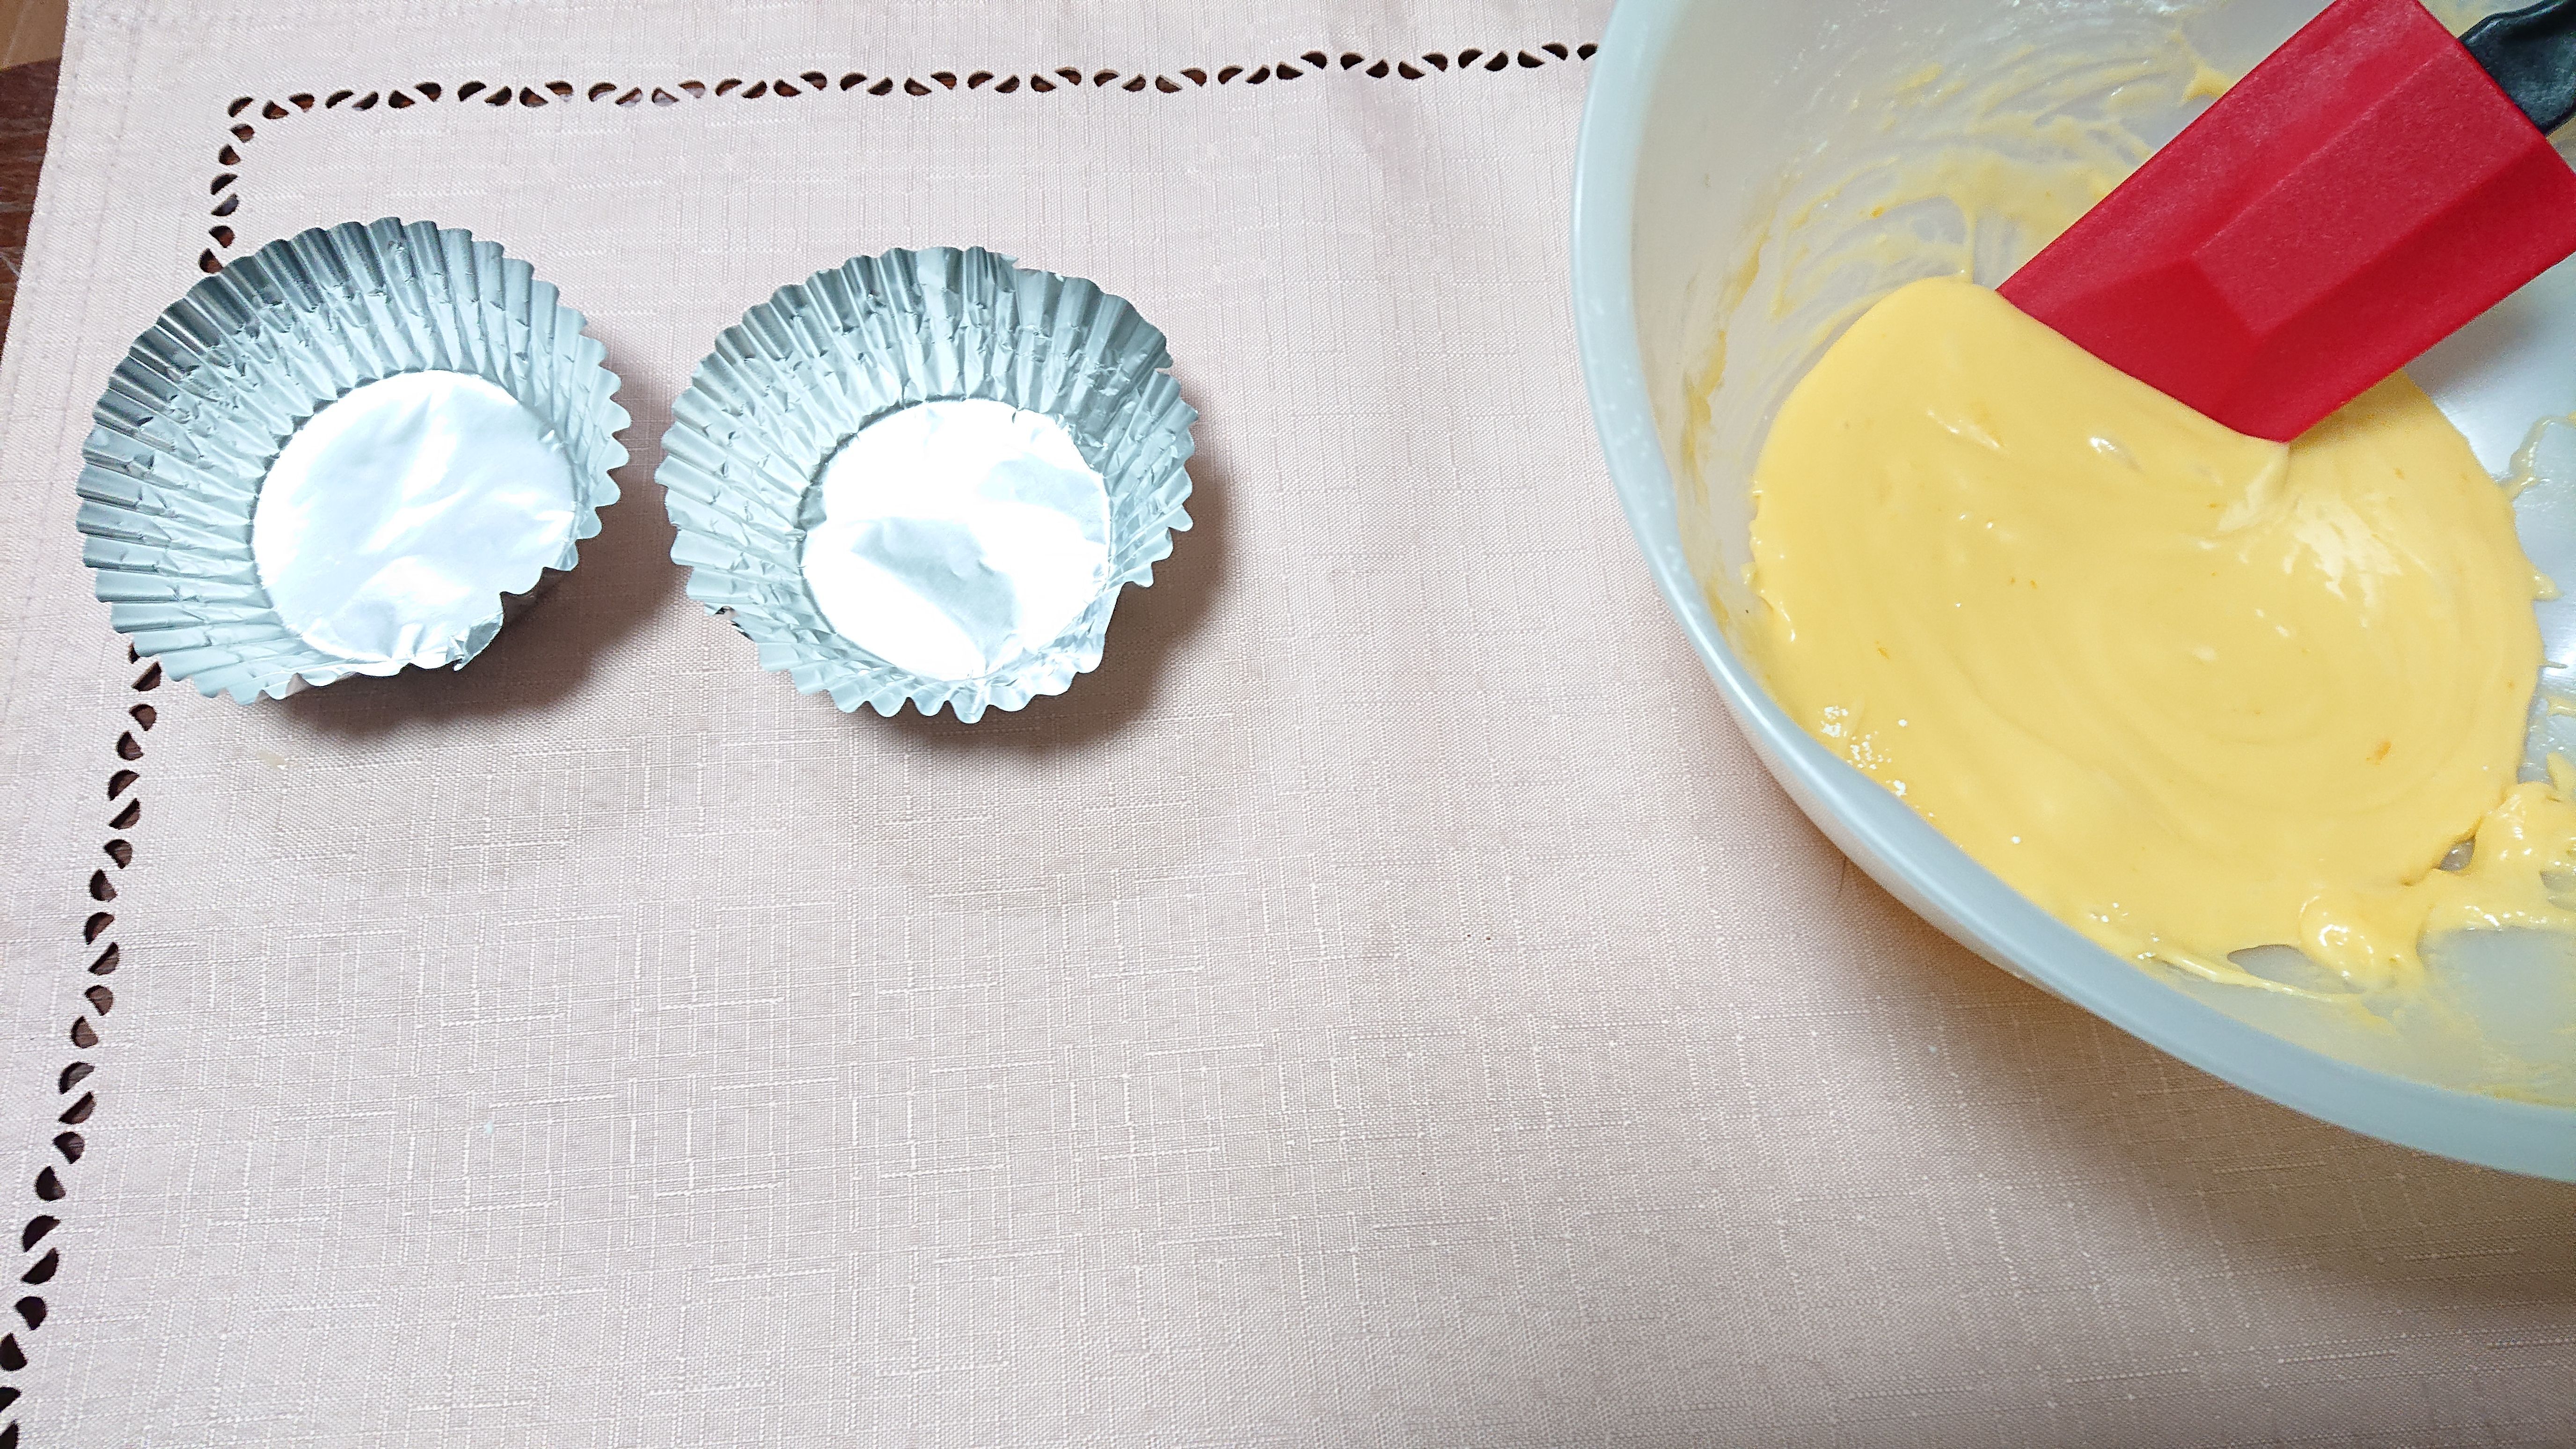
[1569,0,2576,1180]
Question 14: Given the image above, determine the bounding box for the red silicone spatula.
[1999,0,2576,441]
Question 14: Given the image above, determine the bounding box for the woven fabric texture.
[0,1,2569,1444]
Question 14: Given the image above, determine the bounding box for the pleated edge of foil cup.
[74,218,632,703]
[656,245,1198,724]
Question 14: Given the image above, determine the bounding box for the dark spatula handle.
[2464,0,2576,133]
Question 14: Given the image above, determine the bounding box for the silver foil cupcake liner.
[76,219,630,700]
[658,246,1198,723]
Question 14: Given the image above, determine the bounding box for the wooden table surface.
[0,0,61,70]
[0,0,61,351]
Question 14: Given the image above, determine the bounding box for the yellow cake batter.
[1747,276,2576,994]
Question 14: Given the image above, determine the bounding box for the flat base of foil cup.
[76,219,630,702]
[271,563,589,700]
[254,371,582,671]
[659,247,1199,724]
[799,399,1112,684]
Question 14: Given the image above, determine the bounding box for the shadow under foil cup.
[657,246,1198,724]
[76,219,630,701]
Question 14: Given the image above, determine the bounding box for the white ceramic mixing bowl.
[1573,0,2576,1178]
